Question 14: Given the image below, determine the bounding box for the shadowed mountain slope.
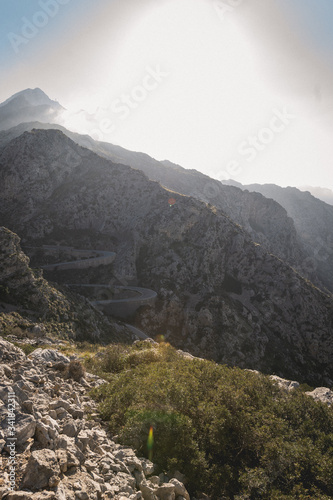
[0,129,332,385]
[0,120,304,272]
[224,180,333,292]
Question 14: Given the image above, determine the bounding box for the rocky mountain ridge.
[0,129,333,385]
[3,117,332,295]
[299,185,333,205]
[1,89,331,294]
[0,120,304,275]
[224,180,333,292]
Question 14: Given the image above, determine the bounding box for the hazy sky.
[1,0,333,190]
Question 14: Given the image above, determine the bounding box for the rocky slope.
[0,129,333,385]
[0,120,303,272]
[0,226,132,343]
[1,335,331,499]
[0,337,191,499]
[225,181,333,292]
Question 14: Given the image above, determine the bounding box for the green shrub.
[14,342,38,355]
[90,344,333,499]
[120,409,207,489]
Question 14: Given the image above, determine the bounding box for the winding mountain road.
[33,245,157,319]
[40,247,116,271]
[67,284,157,303]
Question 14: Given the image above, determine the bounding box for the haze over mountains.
[1,88,333,387]
[223,180,333,293]
[0,88,63,132]
[299,186,333,206]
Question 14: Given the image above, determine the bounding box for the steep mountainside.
[0,120,304,273]
[0,226,131,343]
[225,181,333,292]
[0,129,333,385]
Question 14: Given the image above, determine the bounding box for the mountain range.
[0,88,333,387]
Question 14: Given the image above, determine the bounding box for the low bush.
[90,344,333,499]
[14,342,38,355]
[67,359,85,381]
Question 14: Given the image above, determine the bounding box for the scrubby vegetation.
[67,358,86,381]
[89,342,333,499]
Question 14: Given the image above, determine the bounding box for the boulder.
[306,387,333,406]
[1,411,36,450]
[0,338,25,363]
[2,365,13,378]
[21,400,34,414]
[49,399,70,411]
[15,413,36,445]
[269,375,300,391]
[1,493,34,499]
[140,479,158,500]
[11,382,31,404]
[56,448,68,473]
[29,349,70,365]
[155,483,176,500]
[150,476,160,486]
[169,479,190,500]
[170,471,187,485]
[75,492,89,500]
[55,434,85,468]
[140,458,155,476]
[134,469,146,487]
[62,420,78,437]
[35,421,55,448]
[21,449,60,489]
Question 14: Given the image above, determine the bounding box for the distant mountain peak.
[0,88,63,109]
[0,88,65,131]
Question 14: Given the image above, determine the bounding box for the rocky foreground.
[0,338,190,500]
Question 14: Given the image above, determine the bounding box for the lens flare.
[147,426,154,461]
[168,197,176,207]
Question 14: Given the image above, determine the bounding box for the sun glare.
[55,0,333,190]
[63,0,280,167]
